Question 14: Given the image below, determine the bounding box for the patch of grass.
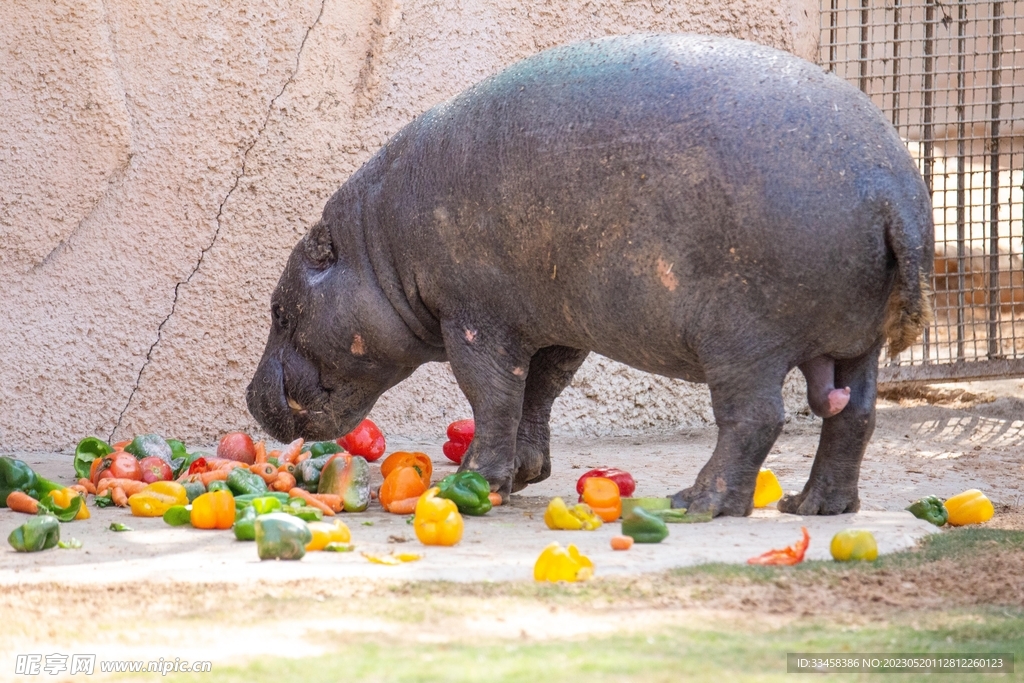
[667,527,1024,582]
[158,608,1024,683]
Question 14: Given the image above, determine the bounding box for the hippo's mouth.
[247,351,371,443]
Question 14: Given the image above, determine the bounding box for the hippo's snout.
[246,353,298,442]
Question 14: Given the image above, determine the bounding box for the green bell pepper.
[282,498,324,522]
[37,493,83,522]
[0,457,64,506]
[182,481,207,502]
[226,467,268,496]
[255,513,312,560]
[436,471,492,516]
[8,514,61,552]
[651,509,713,524]
[621,507,669,543]
[234,491,290,509]
[73,437,113,480]
[125,433,174,464]
[162,505,192,526]
[167,439,188,460]
[171,450,203,479]
[207,480,230,493]
[308,441,344,458]
[907,495,948,526]
[234,506,258,541]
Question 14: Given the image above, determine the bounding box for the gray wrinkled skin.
[247,34,933,517]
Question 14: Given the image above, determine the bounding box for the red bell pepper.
[575,467,635,499]
[442,419,474,465]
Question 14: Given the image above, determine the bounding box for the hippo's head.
[246,218,429,442]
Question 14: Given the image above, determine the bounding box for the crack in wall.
[109,0,328,441]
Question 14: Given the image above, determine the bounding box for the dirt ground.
[1,378,1023,679]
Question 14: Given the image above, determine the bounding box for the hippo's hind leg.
[778,343,882,515]
[799,355,851,418]
[671,363,788,516]
[513,346,589,492]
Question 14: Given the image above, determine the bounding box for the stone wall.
[0,0,820,449]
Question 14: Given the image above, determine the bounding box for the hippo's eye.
[272,303,288,329]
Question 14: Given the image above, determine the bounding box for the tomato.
[336,419,386,462]
[139,456,173,483]
[217,432,256,465]
[95,452,143,483]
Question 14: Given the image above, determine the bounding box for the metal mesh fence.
[820,0,1024,383]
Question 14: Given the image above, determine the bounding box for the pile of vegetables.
[1,415,1001,580]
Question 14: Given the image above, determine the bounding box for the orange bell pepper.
[379,451,432,487]
[581,477,622,522]
[747,527,810,566]
[379,466,428,513]
[190,489,235,529]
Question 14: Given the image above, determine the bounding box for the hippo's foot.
[670,483,752,518]
[777,486,860,515]
[512,439,550,493]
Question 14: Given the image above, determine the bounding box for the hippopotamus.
[247,33,933,516]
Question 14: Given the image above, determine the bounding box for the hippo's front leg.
[513,346,589,491]
[671,365,788,516]
[778,343,882,515]
[441,320,532,497]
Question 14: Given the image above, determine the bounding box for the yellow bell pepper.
[944,489,994,526]
[49,488,90,520]
[533,542,594,582]
[544,497,602,530]
[753,468,783,508]
[830,529,878,562]
[190,489,236,529]
[306,520,352,551]
[128,481,189,517]
[413,487,464,546]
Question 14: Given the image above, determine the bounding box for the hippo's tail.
[882,197,934,358]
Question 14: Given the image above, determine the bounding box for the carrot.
[295,451,311,464]
[288,487,335,516]
[312,493,343,513]
[250,462,277,484]
[69,484,89,495]
[97,478,147,496]
[277,462,297,476]
[77,478,98,495]
[610,535,634,551]
[271,471,297,492]
[488,492,503,507]
[281,438,304,464]
[111,486,128,507]
[254,440,267,464]
[384,496,419,515]
[200,469,230,487]
[206,459,246,471]
[6,491,39,514]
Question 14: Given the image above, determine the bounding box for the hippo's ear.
[303,221,336,268]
